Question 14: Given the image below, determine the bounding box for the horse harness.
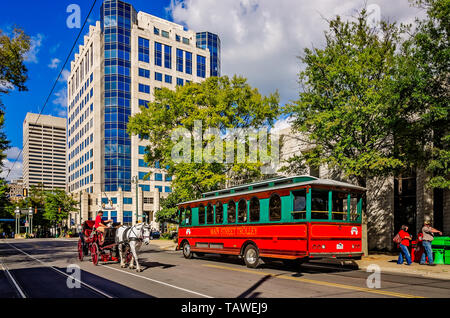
[117,225,150,245]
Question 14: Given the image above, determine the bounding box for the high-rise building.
[196,32,221,77]
[23,113,66,190]
[66,0,219,228]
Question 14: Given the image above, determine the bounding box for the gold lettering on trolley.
[209,227,257,236]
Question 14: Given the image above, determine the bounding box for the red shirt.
[399,230,410,246]
[94,215,103,229]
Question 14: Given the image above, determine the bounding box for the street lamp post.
[14,206,20,237]
[28,207,33,238]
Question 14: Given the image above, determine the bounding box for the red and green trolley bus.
[177,176,365,268]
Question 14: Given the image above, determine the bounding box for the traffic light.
[23,188,28,197]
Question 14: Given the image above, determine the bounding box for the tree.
[286,9,408,188]
[156,192,183,224]
[43,189,79,230]
[400,0,449,189]
[0,28,30,216]
[128,76,281,205]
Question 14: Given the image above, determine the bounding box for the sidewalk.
[354,254,450,280]
[150,239,178,251]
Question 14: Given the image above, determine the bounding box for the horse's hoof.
[136,269,142,273]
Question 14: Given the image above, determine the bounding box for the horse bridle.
[129,224,150,242]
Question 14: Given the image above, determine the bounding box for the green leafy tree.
[0,28,31,217]
[128,76,281,207]
[286,9,409,188]
[156,192,183,224]
[43,189,78,230]
[400,0,449,189]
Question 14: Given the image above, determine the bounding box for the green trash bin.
[432,237,449,265]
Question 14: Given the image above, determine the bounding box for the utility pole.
[132,176,139,225]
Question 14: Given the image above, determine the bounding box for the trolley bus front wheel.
[182,241,193,259]
[243,244,260,269]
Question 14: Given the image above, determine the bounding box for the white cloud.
[48,58,61,69]
[5,147,22,162]
[59,69,70,82]
[169,0,425,104]
[24,33,44,64]
[0,159,23,182]
[53,87,67,108]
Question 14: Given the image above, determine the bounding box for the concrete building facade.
[23,113,66,190]
[66,0,219,228]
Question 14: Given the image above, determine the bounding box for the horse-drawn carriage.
[77,220,152,272]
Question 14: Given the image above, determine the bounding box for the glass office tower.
[196,32,221,77]
[101,0,136,192]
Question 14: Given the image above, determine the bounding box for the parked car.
[151,230,160,239]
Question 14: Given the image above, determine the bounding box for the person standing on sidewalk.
[420,220,442,266]
[397,225,412,265]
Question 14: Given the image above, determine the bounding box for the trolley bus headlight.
[322,245,326,249]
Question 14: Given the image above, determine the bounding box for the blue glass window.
[139,99,149,107]
[155,72,162,82]
[139,185,150,192]
[197,55,206,78]
[139,146,146,155]
[164,45,172,69]
[139,171,148,180]
[176,35,181,42]
[155,42,162,66]
[139,68,150,78]
[139,83,150,94]
[139,159,148,167]
[165,174,172,181]
[162,30,169,38]
[123,211,132,224]
[138,37,150,63]
[165,186,172,193]
[154,27,160,35]
[123,198,132,205]
[165,75,172,84]
[185,52,192,75]
[176,78,184,86]
[155,186,163,192]
[155,161,161,169]
[176,49,184,72]
[155,173,163,181]
[110,211,117,223]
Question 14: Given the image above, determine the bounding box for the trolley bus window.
[227,200,236,223]
[311,190,329,220]
[198,205,205,224]
[332,192,348,221]
[215,202,223,224]
[179,208,184,225]
[269,194,282,221]
[350,194,360,221]
[207,204,214,224]
[185,207,192,225]
[249,197,260,222]
[292,190,306,220]
[238,199,247,223]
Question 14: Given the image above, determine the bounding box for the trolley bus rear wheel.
[243,244,260,268]
[182,241,193,259]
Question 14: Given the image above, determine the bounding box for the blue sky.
[1,0,173,150]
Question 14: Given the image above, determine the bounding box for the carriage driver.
[94,211,113,234]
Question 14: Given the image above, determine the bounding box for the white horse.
[115,223,151,272]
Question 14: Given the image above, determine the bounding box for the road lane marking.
[1,260,27,298]
[6,242,114,298]
[102,265,213,298]
[203,264,425,298]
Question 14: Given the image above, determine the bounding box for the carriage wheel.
[91,243,99,266]
[77,239,84,261]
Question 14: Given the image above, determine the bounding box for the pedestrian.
[397,225,412,265]
[420,219,442,266]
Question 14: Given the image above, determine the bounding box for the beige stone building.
[8,179,24,203]
[66,0,220,229]
[278,127,450,252]
[23,113,66,190]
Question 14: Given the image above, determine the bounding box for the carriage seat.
[83,220,95,237]
[102,227,118,246]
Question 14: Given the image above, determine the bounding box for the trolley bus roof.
[178,176,366,206]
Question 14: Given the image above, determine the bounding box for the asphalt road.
[1,239,450,299]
